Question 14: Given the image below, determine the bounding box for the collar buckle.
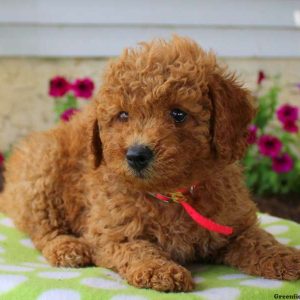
[169,192,185,203]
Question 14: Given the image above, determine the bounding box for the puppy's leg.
[38,235,91,268]
[2,133,92,268]
[3,186,92,268]
[92,240,194,292]
[221,225,300,280]
[15,190,92,268]
[23,187,92,268]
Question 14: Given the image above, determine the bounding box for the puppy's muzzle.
[126,145,153,172]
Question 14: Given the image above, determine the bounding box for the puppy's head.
[91,36,255,192]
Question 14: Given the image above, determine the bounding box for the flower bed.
[49,76,95,121]
[244,71,300,196]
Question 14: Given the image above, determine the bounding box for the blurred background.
[0,0,299,219]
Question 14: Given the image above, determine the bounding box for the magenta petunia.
[60,108,80,122]
[49,76,70,97]
[247,124,258,144]
[257,70,266,85]
[272,153,294,173]
[276,104,298,124]
[258,135,282,157]
[72,78,95,99]
[0,152,4,166]
[283,120,299,133]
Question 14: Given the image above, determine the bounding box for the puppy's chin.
[124,168,156,190]
[124,169,194,194]
[109,161,201,193]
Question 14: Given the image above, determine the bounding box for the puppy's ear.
[209,68,256,162]
[90,119,102,168]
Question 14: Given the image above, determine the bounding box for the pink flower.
[257,70,266,85]
[0,153,4,166]
[258,135,282,157]
[272,153,294,173]
[60,108,80,122]
[49,76,70,97]
[247,125,258,144]
[72,78,95,99]
[276,104,298,123]
[283,120,298,133]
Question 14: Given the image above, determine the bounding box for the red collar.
[147,184,233,236]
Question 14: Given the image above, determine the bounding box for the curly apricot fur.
[1,36,299,292]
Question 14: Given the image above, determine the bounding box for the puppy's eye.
[170,108,187,123]
[118,111,129,122]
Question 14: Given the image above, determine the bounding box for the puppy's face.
[92,37,255,192]
[97,81,212,191]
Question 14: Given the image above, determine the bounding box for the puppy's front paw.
[42,235,92,267]
[127,259,194,292]
[273,250,300,280]
[257,249,300,280]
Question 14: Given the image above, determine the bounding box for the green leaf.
[66,94,78,108]
[295,160,300,173]
[246,172,259,188]
[253,83,280,131]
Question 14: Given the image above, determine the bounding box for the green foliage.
[254,85,280,131]
[4,148,11,160]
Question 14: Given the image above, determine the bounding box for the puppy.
[1,36,299,292]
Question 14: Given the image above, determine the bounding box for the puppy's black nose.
[126,145,153,172]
